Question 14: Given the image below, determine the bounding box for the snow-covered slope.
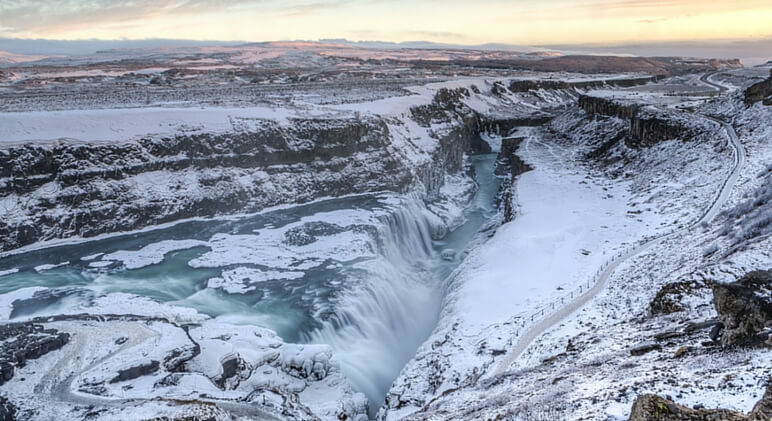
[379,67,771,420]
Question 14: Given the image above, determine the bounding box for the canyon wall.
[744,69,772,106]
[579,95,695,147]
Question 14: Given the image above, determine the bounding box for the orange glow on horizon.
[0,0,769,46]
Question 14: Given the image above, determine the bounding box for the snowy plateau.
[0,42,769,421]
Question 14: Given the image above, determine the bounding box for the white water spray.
[305,194,446,413]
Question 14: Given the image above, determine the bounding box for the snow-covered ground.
[0,51,768,421]
[380,66,771,420]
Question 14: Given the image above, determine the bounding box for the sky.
[0,0,770,47]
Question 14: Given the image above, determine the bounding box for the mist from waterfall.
[304,154,501,413]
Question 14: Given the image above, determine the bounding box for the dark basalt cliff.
[0,117,419,252]
[495,137,533,222]
[0,118,394,195]
[744,69,772,106]
[579,95,638,120]
[509,76,661,93]
[579,95,691,147]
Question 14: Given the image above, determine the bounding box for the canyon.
[0,43,769,421]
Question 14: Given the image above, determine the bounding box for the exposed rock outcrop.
[628,386,772,420]
[509,76,660,93]
[110,360,160,383]
[579,95,691,147]
[711,270,772,347]
[629,394,745,420]
[649,279,710,316]
[0,116,416,252]
[496,137,533,222]
[629,108,690,147]
[0,395,16,421]
[744,69,772,106]
[0,322,70,386]
[498,137,533,177]
[579,95,638,120]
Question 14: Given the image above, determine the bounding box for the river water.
[0,153,501,412]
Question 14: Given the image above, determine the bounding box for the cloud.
[0,0,770,46]
[404,30,467,40]
[279,1,352,17]
[0,0,264,36]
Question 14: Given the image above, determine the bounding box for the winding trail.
[492,76,745,376]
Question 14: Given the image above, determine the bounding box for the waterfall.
[304,193,446,414]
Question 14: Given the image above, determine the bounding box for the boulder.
[629,394,745,420]
[711,270,772,347]
[109,360,160,383]
[630,343,661,356]
[749,386,772,420]
[649,279,709,316]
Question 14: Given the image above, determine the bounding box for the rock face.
[629,394,745,420]
[0,117,416,252]
[628,386,772,421]
[579,95,691,147]
[496,137,533,222]
[628,108,690,147]
[745,69,772,106]
[750,387,772,420]
[711,270,772,347]
[0,322,70,386]
[110,360,160,383]
[507,76,660,93]
[579,95,638,119]
[498,137,533,177]
[0,396,16,421]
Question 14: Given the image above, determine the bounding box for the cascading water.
[304,195,445,412]
[304,154,501,414]
[0,153,501,418]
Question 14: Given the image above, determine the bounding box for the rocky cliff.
[579,95,693,147]
[509,76,661,93]
[0,117,416,252]
[496,137,533,222]
[0,79,579,252]
[744,69,772,106]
